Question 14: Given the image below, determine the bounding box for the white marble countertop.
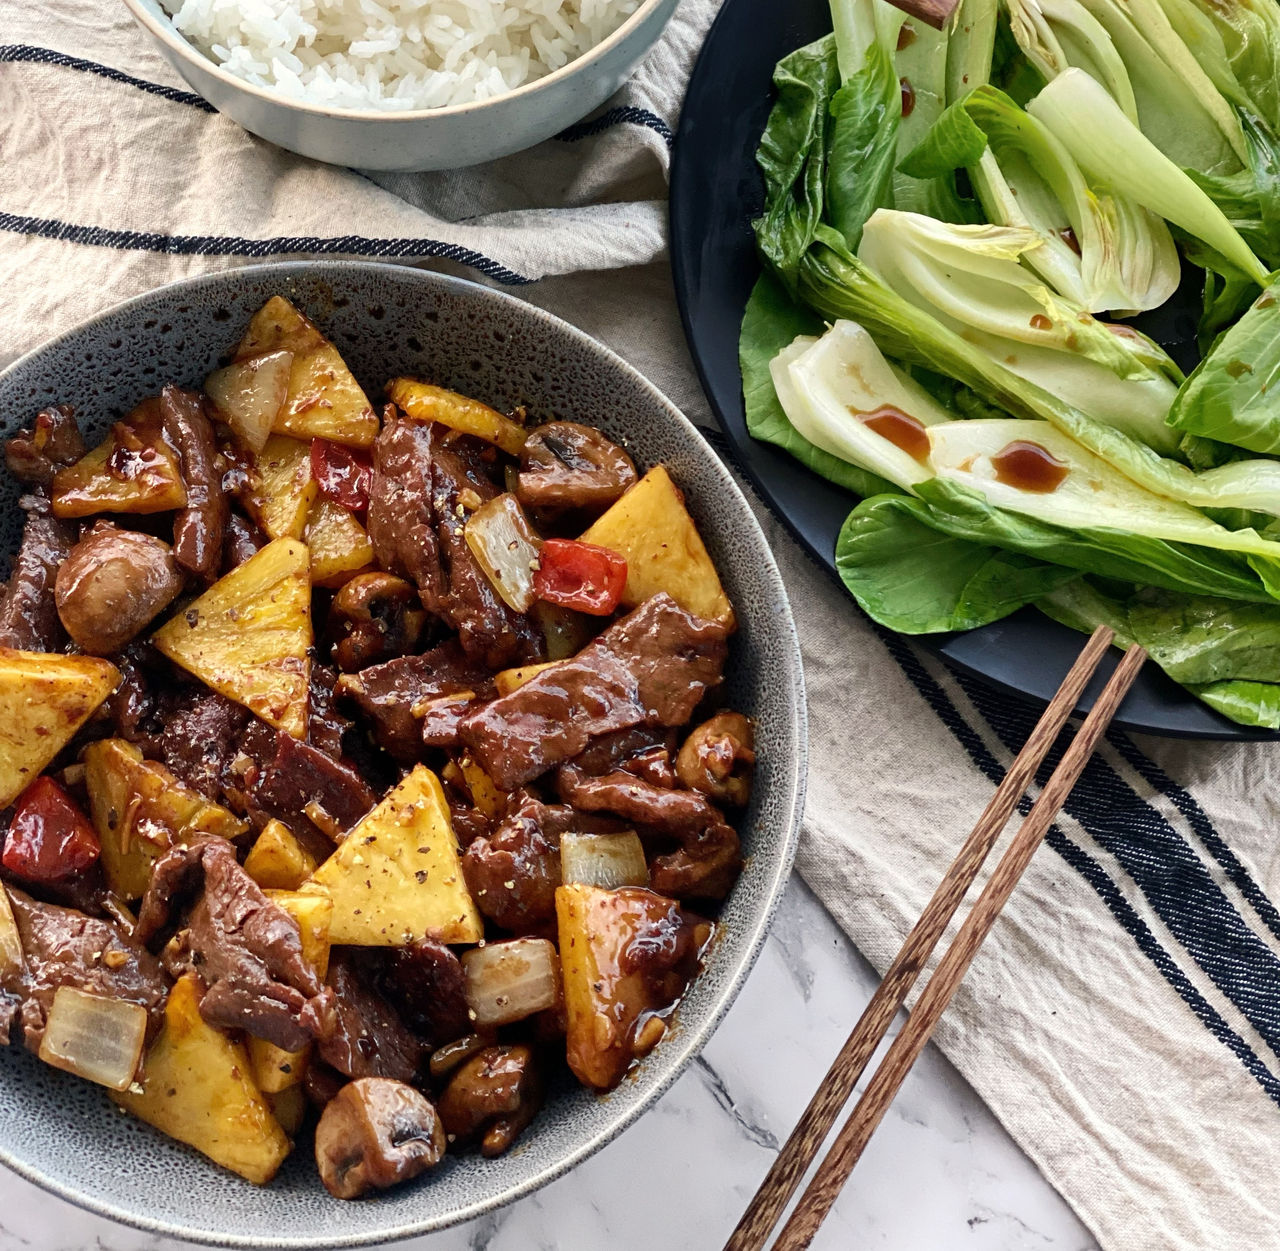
[2,876,1098,1251]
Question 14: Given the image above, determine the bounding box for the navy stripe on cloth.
[881,634,1280,1105]
[0,212,533,285]
[957,669,1280,1063]
[0,44,215,111]
[2,44,673,145]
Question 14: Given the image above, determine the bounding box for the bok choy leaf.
[901,84,1179,312]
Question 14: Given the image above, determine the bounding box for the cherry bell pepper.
[310,439,373,512]
[2,776,100,883]
[533,539,628,616]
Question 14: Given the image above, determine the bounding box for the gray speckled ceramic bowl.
[0,262,805,1246]
[121,0,678,171]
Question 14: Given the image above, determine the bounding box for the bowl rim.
[120,0,671,124]
[0,259,807,1247]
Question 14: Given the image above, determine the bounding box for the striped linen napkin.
[4,3,1280,1248]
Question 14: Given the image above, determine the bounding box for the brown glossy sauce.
[900,77,915,118]
[1057,226,1081,256]
[896,21,916,48]
[857,406,931,463]
[1029,313,1052,331]
[991,440,1069,493]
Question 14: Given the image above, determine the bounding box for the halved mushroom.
[676,712,755,807]
[437,1044,544,1158]
[516,422,636,516]
[330,572,426,671]
[314,1077,445,1200]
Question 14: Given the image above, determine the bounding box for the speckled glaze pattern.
[0,262,806,1247]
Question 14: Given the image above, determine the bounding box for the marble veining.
[0,878,1098,1251]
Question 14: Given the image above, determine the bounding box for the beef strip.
[308,663,351,760]
[222,513,266,573]
[337,639,493,763]
[0,889,168,1052]
[459,593,729,791]
[159,385,227,581]
[158,691,250,802]
[570,726,674,778]
[4,406,85,488]
[556,765,742,901]
[0,501,74,651]
[252,731,376,841]
[367,416,445,614]
[430,436,542,670]
[135,836,325,1050]
[379,939,471,1047]
[462,791,624,934]
[301,948,423,1083]
[516,422,637,516]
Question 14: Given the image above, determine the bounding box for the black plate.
[669,0,1277,740]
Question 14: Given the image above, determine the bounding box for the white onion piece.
[205,350,292,453]
[38,986,147,1091]
[560,830,649,889]
[462,939,561,1028]
[464,493,542,612]
[0,886,23,980]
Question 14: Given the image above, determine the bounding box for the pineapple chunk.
[243,819,318,892]
[267,1085,307,1136]
[455,754,506,819]
[0,650,118,807]
[245,435,317,542]
[152,537,311,739]
[51,398,187,517]
[302,764,482,946]
[387,379,526,455]
[305,497,374,588]
[83,739,247,900]
[112,975,290,1184]
[579,465,734,627]
[236,296,378,447]
[556,883,705,1090]
[493,660,558,698]
[247,889,332,1094]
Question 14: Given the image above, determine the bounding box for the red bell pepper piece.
[310,439,372,512]
[2,776,100,884]
[533,539,628,616]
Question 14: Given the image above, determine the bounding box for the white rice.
[161,0,643,111]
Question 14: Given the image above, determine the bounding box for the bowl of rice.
[120,0,678,170]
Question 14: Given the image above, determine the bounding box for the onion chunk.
[38,986,148,1091]
[0,885,24,980]
[464,493,542,613]
[462,939,561,1028]
[560,830,649,889]
[205,350,292,453]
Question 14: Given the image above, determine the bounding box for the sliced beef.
[462,792,624,934]
[556,765,742,901]
[337,639,493,763]
[135,836,325,1050]
[379,939,470,1047]
[459,594,729,791]
[516,422,636,516]
[571,726,676,785]
[301,948,423,1083]
[447,801,491,849]
[252,731,376,841]
[107,649,159,745]
[420,694,481,751]
[54,523,184,655]
[222,513,266,573]
[4,406,85,488]
[431,436,543,670]
[0,502,74,651]
[367,416,445,613]
[159,385,227,581]
[158,691,250,801]
[1,889,167,1052]
[308,663,352,760]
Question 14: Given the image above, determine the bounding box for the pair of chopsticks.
[726,625,1146,1251]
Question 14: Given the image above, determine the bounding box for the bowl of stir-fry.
[0,262,804,1244]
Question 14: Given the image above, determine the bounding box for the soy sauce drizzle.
[857,406,931,463]
[897,22,916,48]
[991,440,1069,493]
[1057,226,1081,256]
[1029,313,1052,330]
[900,78,916,117]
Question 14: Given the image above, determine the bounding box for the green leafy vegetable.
[1168,276,1280,453]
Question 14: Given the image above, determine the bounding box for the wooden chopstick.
[723,625,1118,1251]
[768,640,1148,1250]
